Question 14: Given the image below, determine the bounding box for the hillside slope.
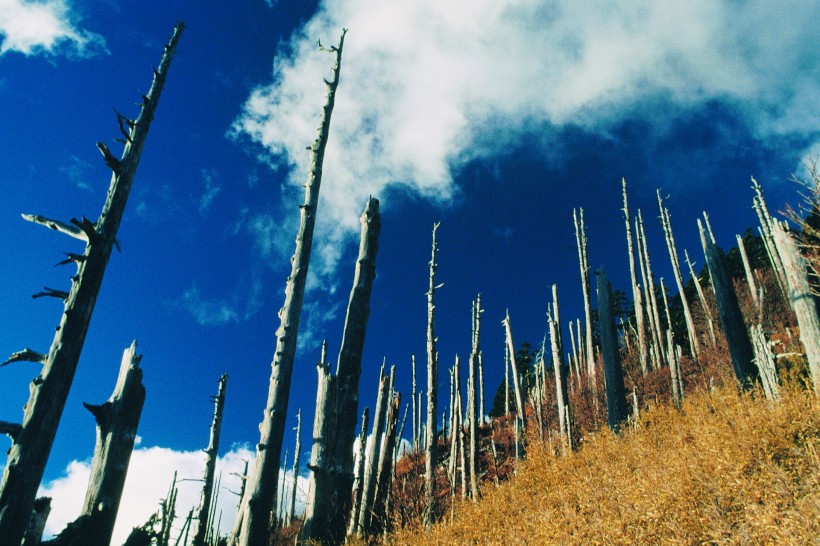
[389,385,819,545]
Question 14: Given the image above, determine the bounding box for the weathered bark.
[503,341,510,416]
[277,450,289,529]
[302,197,381,544]
[232,30,346,546]
[447,358,460,489]
[0,25,182,544]
[666,329,683,406]
[467,295,481,500]
[371,393,400,534]
[423,223,441,528]
[411,355,418,450]
[772,222,820,394]
[637,210,666,370]
[192,373,228,546]
[356,371,388,536]
[596,270,629,433]
[698,218,759,388]
[658,192,700,360]
[684,249,717,346]
[573,208,596,379]
[548,285,571,452]
[737,234,760,311]
[286,409,301,525]
[346,408,369,537]
[752,178,789,297]
[502,311,526,428]
[21,497,50,546]
[751,325,780,401]
[623,179,648,374]
[478,352,485,426]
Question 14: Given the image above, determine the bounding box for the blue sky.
[0,0,817,541]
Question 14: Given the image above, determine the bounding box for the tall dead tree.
[423,222,441,528]
[771,222,820,394]
[355,369,388,536]
[371,392,401,535]
[502,312,526,426]
[21,497,51,546]
[467,295,481,500]
[286,409,301,525]
[684,249,717,346]
[622,179,647,374]
[231,30,347,546]
[573,208,596,379]
[658,191,700,360]
[596,270,629,432]
[346,408,369,537]
[411,355,418,450]
[736,234,760,311]
[752,178,789,296]
[302,197,381,544]
[192,373,228,546]
[637,210,666,370]
[548,285,571,451]
[698,217,759,388]
[0,24,183,545]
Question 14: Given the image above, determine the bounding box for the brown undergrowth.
[385,384,819,545]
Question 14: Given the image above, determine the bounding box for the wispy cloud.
[234,0,819,276]
[38,444,308,544]
[60,154,93,191]
[199,168,222,214]
[0,0,107,58]
[181,285,239,327]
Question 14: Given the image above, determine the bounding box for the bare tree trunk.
[447,358,460,490]
[623,179,648,374]
[192,373,228,546]
[596,270,629,433]
[698,217,759,388]
[287,409,301,525]
[411,355,418,451]
[750,325,780,401]
[21,497,50,546]
[637,210,666,370]
[737,234,760,311]
[346,408,369,537]
[574,208,596,380]
[503,341,510,416]
[372,393,400,535]
[467,295,481,501]
[684,249,717,346]
[752,178,789,297]
[548,285,571,452]
[424,222,441,528]
[502,312,526,428]
[771,222,820,394]
[356,370,388,536]
[232,30,346,546]
[302,197,381,544]
[277,450,289,530]
[658,192,700,360]
[478,352,485,426]
[0,25,182,544]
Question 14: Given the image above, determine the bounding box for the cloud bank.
[234,0,819,275]
[39,444,308,544]
[0,0,106,57]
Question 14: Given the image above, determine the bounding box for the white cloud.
[235,0,819,275]
[0,0,106,57]
[199,169,222,215]
[181,285,239,327]
[39,445,262,545]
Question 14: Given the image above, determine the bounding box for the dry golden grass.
[386,385,819,545]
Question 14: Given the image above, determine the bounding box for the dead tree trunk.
[573,208,596,380]
[772,222,820,394]
[372,393,400,535]
[232,29,346,546]
[346,408,369,537]
[698,217,759,388]
[356,370,388,536]
[596,270,629,433]
[502,312,526,427]
[737,234,760,311]
[423,222,441,528]
[637,210,666,370]
[0,25,182,544]
[467,295,481,501]
[302,197,381,544]
[192,373,228,546]
[658,191,700,360]
[21,497,50,546]
[286,409,301,525]
[750,325,780,401]
[411,355,418,451]
[623,179,648,374]
[752,178,789,297]
[548,285,571,451]
[684,249,717,346]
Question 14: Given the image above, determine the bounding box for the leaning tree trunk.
[737,234,760,312]
[772,222,820,394]
[596,270,629,433]
[355,370,389,537]
[0,24,182,544]
[371,393,401,535]
[302,197,381,544]
[698,217,759,388]
[503,312,526,427]
[232,30,346,546]
[573,208,596,380]
[637,210,666,370]
[548,285,571,452]
[423,223,441,528]
[21,497,51,546]
[192,373,228,546]
[622,179,648,374]
[684,249,717,346]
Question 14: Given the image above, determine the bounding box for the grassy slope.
[388,385,819,545]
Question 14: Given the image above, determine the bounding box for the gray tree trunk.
[750,325,780,401]
[623,179,648,374]
[356,370,388,536]
[548,285,571,452]
[467,295,481,501]
[302,197,381,544]
[372,393,400,534]
[637,210,666,370]
[737,234,760,311]
[503,312,526,428]
[698,217,759,388]
[658,192,700,360]
[752,178,789,297]
[574,208,596,380]
[423,222,441,528]
[771,222,820,394]
[411,355,418,451]
[684,249,717,346]
[21,497,50,546]
[286,409,301,525]
[0,25,182,545]
[193,373,228,546]
[232,30,347,546]
[596,270,629,433]
[346,408,369,537]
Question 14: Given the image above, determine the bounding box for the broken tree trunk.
[302,197,381,545]
[371,393,401,535]
[192,373,228,546]
[0,24,182,545]
[467,295,481,501]
[623,179,648,374]
[423,223,441,528]
[637,210,666,370]
[596,270,629,433]
[232,30,346,546]
[548,285,571,452]
[346,408,369,537]
[771,222,820,394]
[698,217,759,388]
[658,191,700,360]
[737,234,761,312]
[574,208,596,380]
[684,249,717,346]
[503,311,526,428]
[356,370,388,536]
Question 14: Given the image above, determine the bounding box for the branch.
[69,217,99,242]
[96,142,122,173]
[32,287,69,301]
[0,421,22,440]
[114,109,134,142]
[54,252,86,267]
[1,348,46,367]
[82,402,110,426]
[21,214,87,242]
